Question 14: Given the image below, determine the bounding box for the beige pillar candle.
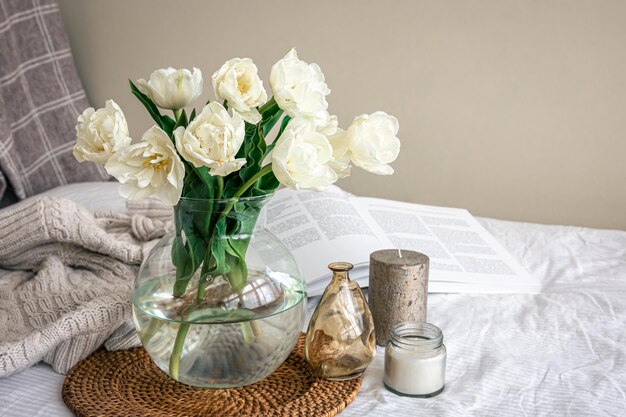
[368,249,429,346]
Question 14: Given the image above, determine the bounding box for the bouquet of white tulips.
[74,48,400,378]
[74,48,400,297]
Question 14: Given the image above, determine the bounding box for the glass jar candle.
[383,322,446,397]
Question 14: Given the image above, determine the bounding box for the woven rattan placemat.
[62,334,362,417]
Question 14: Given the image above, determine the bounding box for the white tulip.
[346,111,400,175]
[73,100,131,164]
[211,58,267,124]
[271,118,337,191]
[316,114,338,136]
[174,102,246,176]
[328,128,352,179]
[270,49,331,125]
[137,67,203,110]
[105,126,185,205]
[311,115,350,178]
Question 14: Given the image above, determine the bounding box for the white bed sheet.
[1,183,625,416]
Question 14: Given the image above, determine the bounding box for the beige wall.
[58,0,626,230]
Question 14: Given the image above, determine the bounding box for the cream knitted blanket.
[0,196,172,377]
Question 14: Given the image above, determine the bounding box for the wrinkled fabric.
[0,196,172,376]
[339,219,626,416]
[0,182,625,416]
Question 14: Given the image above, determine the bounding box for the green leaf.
[208,218,230,278]
[223,123,263,198]
[171,196,213,296]
[277,114,291,137]
[224,242,248,291]
[223,100,283,198]
[262,115,291,161]
[257,170,280,192]
[174,109,188,131]
[171,236,195,296]
[240,201,263,231]
[261,109,284,137]
[222,175,242,198]
[193,167,215,195]
[189,108,197,122]
[182,170,203,197]
[259,97,279,116]
[239,132,265,195]
[129,80,176,135]
[171,229,206,298]
[183,167,216,202]
[221,204,260,291]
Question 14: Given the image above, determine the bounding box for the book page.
[355,197,539,291]
[263,186,391,285]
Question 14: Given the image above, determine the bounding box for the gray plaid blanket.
[0,0,107,201]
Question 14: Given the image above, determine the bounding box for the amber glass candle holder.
[305,262,376,380]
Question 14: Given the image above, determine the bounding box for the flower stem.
[168,165,272,380]
[220,164,273,219]
[217,176,224,200]
[234,164,273,199]
[169,273,210,381]
[258,97,277,114]
[173,109,181,123]
[241,321,256,343]
[237,290,262,343]
[169,320,189,381]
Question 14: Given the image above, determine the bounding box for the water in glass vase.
[132,269,306,388]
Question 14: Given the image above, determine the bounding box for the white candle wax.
[384,341,446,396]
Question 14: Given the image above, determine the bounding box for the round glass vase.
[132,194,306,388]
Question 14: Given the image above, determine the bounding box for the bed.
[0,182,624,416]
[1,0,625,414]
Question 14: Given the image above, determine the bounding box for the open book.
[263,186,540,296]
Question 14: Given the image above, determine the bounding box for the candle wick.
[398,249,403,258]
